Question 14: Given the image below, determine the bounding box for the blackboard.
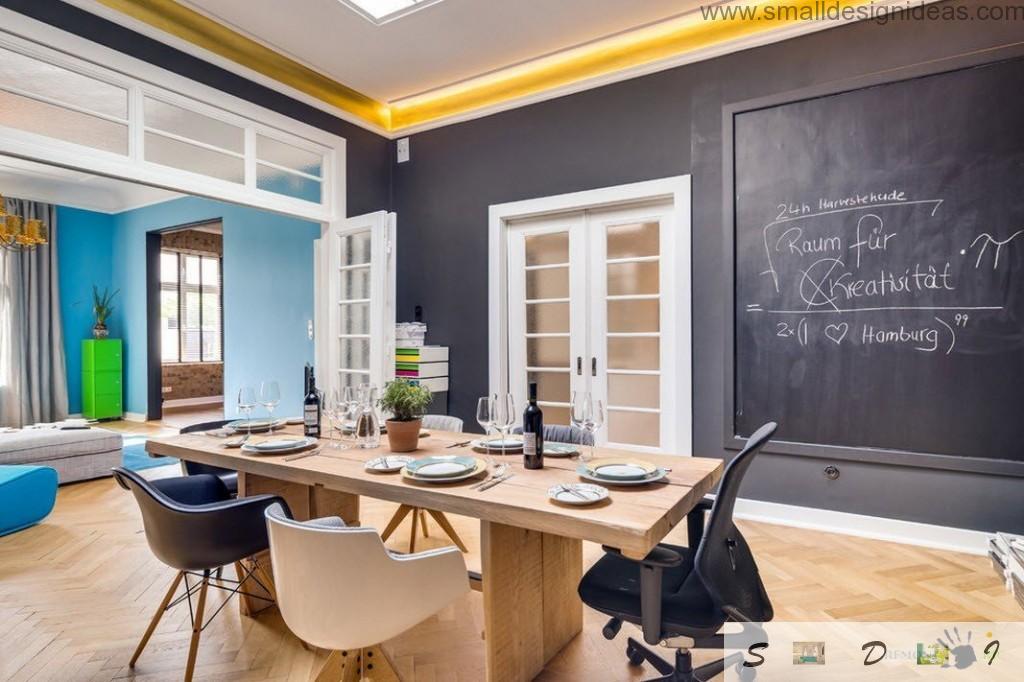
[730,56,1024,471]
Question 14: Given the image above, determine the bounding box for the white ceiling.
[0,156,181,214]
[176,0,701,102]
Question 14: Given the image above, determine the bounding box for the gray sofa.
[0,428,123,483]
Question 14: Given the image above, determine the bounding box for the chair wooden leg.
[251,557,278,603]
[426,509,469,552]
[315,646,399,681]
[380,504,414,542]
[418,508,429,537]
[183,571,210,682]
[408,509,418,554]
[129,570,184,667]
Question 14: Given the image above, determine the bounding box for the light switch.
[396,137,410,163]
[308,319,314,340]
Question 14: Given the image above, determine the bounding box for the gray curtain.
[0,199,68,427]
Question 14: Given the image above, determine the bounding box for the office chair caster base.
[625,637,744,682]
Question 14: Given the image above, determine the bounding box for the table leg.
[237,472,360,615]
[481,521,583,682]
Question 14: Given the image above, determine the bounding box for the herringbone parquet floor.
[0,458,1017,681]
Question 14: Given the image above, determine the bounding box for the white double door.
[506,200,676,453]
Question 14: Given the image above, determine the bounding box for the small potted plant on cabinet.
[378,378,432,452]
[92,285,118,339]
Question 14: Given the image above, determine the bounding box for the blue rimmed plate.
[405,456,477,478]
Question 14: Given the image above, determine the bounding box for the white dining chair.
[381,414,469,553]
[265,503,469,680]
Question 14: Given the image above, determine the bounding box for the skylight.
[338,0,443,25]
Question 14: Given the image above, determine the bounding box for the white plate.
[548,483,608,506]
[401,459,487,484]
[247,437,308,451]
[285,416,304,425]
[471,438,523,453]
[544,442,579,457]
[577,466,668,486]
[589,463,651,480]
[241,437,316,455]
[365,455,413,473]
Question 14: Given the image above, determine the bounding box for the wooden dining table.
[146,428,723,682]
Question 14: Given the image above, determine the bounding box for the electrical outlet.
[396,137,410,163]
[162,386,173,394]
[307,319,314,340]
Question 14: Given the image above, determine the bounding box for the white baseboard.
[732,497,990,556]
[123,412,147,423]
[163,396,223,409]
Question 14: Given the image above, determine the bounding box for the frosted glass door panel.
[508,213,585,426]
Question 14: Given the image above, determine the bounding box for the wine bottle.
[523,382,544,470]
[304,366,322,438]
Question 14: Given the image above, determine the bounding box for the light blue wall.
[57,207,115,414]
[57,197,320,418]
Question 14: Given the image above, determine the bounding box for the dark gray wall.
[391,0,1024,533]
[0,0,391,216]
[7,1,1023,531]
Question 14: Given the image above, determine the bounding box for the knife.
[478,472,514,492]
[284,447,323,462]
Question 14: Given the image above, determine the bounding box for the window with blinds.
[160,250,222,363]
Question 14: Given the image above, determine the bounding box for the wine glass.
[259,380,281,429]
[325,388,347,449]
[476,396,495,459]
[237,386,257,432]
[492,393,516,454]
[571,392,604,464]
[341,386,358,447]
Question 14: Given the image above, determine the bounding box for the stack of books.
[396,345,449,393]
[990,532,1024,612]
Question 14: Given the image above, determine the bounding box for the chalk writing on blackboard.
[745,192,1017,354]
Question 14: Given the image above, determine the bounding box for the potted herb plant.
[378,378,432,452]
[92,285,118,339]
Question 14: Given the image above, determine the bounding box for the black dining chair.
[113,467,289,681]
[577,422,777,682]
[179,419,238,496]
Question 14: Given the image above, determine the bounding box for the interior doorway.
[145,220,224,421]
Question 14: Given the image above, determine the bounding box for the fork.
[471,463,508,489]
[478,472,514,492]
[558,484,590,501]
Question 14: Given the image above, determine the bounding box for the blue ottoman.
[0,465,58,536]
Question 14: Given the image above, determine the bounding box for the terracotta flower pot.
[386,418,421,452]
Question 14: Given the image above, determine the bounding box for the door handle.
[576,356,583,376]
[591,357,597,377]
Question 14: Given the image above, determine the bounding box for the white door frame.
[0,8,346,226]
[488,176,693,454]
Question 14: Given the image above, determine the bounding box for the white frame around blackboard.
[721,43,1024,478]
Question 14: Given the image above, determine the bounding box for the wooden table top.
[146,428,723,557]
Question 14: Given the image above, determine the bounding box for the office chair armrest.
[687,496,714,547]
[602,545,684,645]
[601,544,683,569]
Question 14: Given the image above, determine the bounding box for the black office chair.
[113,467,289,681]
[512,424,594,445]
[577,422,777,682]
[179,419,238,496]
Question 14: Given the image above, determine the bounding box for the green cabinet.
[82,339,123,420]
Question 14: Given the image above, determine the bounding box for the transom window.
[160,250,222,363]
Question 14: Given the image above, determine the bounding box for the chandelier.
[0,194,49,252]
